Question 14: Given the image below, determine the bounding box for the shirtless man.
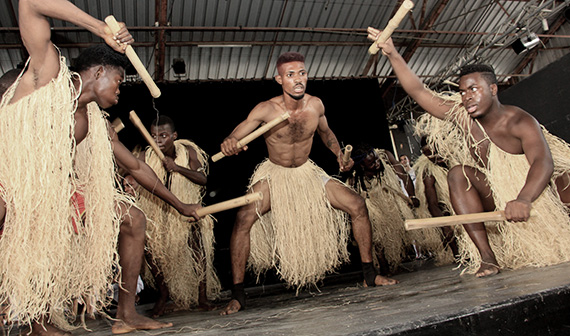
[1,1,200,334]
[368,27,557,277]
[220,51,397,315]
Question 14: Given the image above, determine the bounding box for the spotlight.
[172,58,186,76]
[510,32,541,54]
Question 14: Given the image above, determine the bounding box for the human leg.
[220,182,271,315]
[112,203,173,334]
[145,251,172,318]
[325,180,398,286]
[447,165,498,277]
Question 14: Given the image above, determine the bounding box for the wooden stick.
[405,210,507,230]
[368,0,414,55]
[212,112,291,162]
[111,117,125,133]
[195,192,263,217]
[383,184,413,207]
[129,110,165,160]
[105,16,161,98]
[342,145,353,166]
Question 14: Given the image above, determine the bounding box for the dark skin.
[420,146,459,258]
[369,27,554,277]
[140,124,214,316]
[359,149,419,208]
[219,59,397,315]
[7,1,200,334]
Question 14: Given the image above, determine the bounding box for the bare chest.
[271,112,318,143]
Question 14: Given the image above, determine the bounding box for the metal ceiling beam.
[263,0,289,78]
[510,14,567,83]
[5,40,561,50]
[154,0,168,82]
[385,0,568,123]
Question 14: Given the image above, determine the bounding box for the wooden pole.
[111,117,125,133]
[212,112,291,162]
[342,145,353,166]
[405,210,507,230]
[368,0,415,55]
[129,110,165,160]
[105,16,161,98]
[195,192,263,217]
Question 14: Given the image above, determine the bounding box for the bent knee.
[234,207,259,232]
[121,207,146,236]
[447,165,470,187]
[346,194,368,218]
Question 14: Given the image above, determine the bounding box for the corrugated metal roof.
[1,0,569,86]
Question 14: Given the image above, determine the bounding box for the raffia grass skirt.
[247,159,350,288]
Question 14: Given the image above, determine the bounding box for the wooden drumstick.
[405,210,535,230]
[212,112,291,162]
[368,0,414,55]
[195,192,263,217]
[111,117,125,133]
[128,110,165,160]
[342,145,353,166]
[105,16,161,98]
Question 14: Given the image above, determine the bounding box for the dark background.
[499,52,570,143]
[106,78,392,289]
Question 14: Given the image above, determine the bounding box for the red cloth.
[71,191,86,235]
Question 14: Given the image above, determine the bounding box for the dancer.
[219,51,397,315]
[368,27,570,277]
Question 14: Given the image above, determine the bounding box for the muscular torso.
[263,95,321,167]
[466,105,526,167]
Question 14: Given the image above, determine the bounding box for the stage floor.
[30,260,570,335]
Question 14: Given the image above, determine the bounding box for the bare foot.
[364,274,399,287]
[150,295,169,318]
[475,261,500,278]
[111,313,173,334]
[153,302,185,317]
[198,300,217,311]
[26,322,72,336]
[219,299,241,316]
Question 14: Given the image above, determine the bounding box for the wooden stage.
[46,259,570,335]
[4,260,569,335]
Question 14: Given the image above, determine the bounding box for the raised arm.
[15,0,132,100]
[505,112,554,221]
[109,126,200,220]
[220,101,270,157]
[367,27,451,120]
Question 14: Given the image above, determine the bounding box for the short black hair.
[151,115,175,132]
[0,69,21,97]
[72,44,129,73]
[459,63,497,85]
[276,52,305,69]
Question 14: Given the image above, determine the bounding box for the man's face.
[400,155,410,167]
[151,124,177,154]
[93,66,124,109]
[458,72,497,119]
[275,61,308,100]
[362,151,381,173]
